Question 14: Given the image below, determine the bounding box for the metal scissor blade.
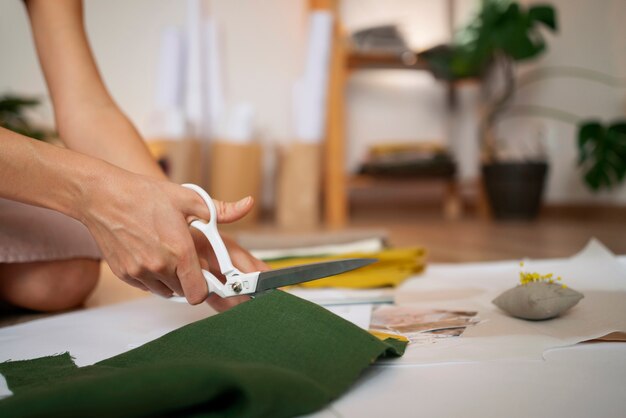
[254,258,377,293]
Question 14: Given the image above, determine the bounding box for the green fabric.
[0,291,405,418]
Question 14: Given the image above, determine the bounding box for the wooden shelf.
[314,0,478,226]
[347,50,481,88]
[347,50,430,71]
[349,174,452,188]
[348,174,463,220]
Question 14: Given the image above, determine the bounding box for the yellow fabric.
[267,247,426,289]
[369,330,410,343]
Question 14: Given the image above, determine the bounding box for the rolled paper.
[185,0,204,138]
[144,27,187,139]
[225,102,255,144]
[293,11,334,143]
[203,17,225,138]
[155,27,185,111]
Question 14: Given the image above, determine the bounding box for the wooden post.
[310,0,348,228]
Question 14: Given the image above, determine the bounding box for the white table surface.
[1,256,625,417]
[307,343,626,418]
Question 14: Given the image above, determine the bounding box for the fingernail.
[236,196,251,209]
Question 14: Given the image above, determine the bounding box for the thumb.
[178,185,253,224]
[213,196,254,224]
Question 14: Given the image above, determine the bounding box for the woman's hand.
[81,170,255,305]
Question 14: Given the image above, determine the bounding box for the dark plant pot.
[482,162,548,220]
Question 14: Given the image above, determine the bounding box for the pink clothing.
[0,198,101,263]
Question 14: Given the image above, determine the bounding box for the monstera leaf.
[578,121,626,191]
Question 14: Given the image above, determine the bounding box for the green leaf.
[497,22,546,60]
[529,5,558,31]
[577,120,626,191]
[0,95,41,114]
[0,94,50,141]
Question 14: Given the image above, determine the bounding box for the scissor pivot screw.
[231,282,243,293]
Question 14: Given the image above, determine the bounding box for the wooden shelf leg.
[322,1,348,229]
[444,180,462,220]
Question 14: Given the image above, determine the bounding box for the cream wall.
[500,0,626,203]
[1,0,625,204]
[1,0,186,130]
[0,0,304,142]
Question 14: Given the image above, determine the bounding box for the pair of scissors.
[169,184,375,303]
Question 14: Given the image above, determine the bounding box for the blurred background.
[2,0,625,265]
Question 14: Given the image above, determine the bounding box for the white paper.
[0,374,12,400]
[0,297,215,367]
[293,12,333,143]
[287,287,394,306]
[308,343,626,418]
[251,237,384,261]
[324,304,372,330]
[393,239,626,364]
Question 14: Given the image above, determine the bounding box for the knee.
[36,259,100,312]
[0,259,100,312]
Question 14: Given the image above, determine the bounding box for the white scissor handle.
[183,184,237,276]
[169,184,259,303]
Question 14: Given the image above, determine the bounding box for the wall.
[500,0,626,203]
[1,0,625,205]
[0,0,306,207]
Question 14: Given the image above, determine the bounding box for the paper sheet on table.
[393,239,626,364]
[0,297,214,367]
[251,238,384,261]
[288,287,394,305]
[324,304,372,330]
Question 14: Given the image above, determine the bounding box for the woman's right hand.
[80,170,254,305]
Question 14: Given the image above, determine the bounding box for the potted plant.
[0,94,53,141]
[423,0,626,219]
[496,69,626,193]
[422,0,558,219]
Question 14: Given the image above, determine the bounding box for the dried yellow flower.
[518,261,569,288]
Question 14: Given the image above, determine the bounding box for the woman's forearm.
[0,126,116,221]
[24,0,165,179]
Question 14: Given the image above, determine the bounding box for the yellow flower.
[517,260,568,288]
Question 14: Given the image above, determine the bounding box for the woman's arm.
[24,0,163,178]
[14,0,267,307]
[0,126,217,303]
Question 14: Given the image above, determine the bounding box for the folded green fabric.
[0,291,405,418]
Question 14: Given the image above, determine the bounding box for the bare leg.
[0,259,100,312]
